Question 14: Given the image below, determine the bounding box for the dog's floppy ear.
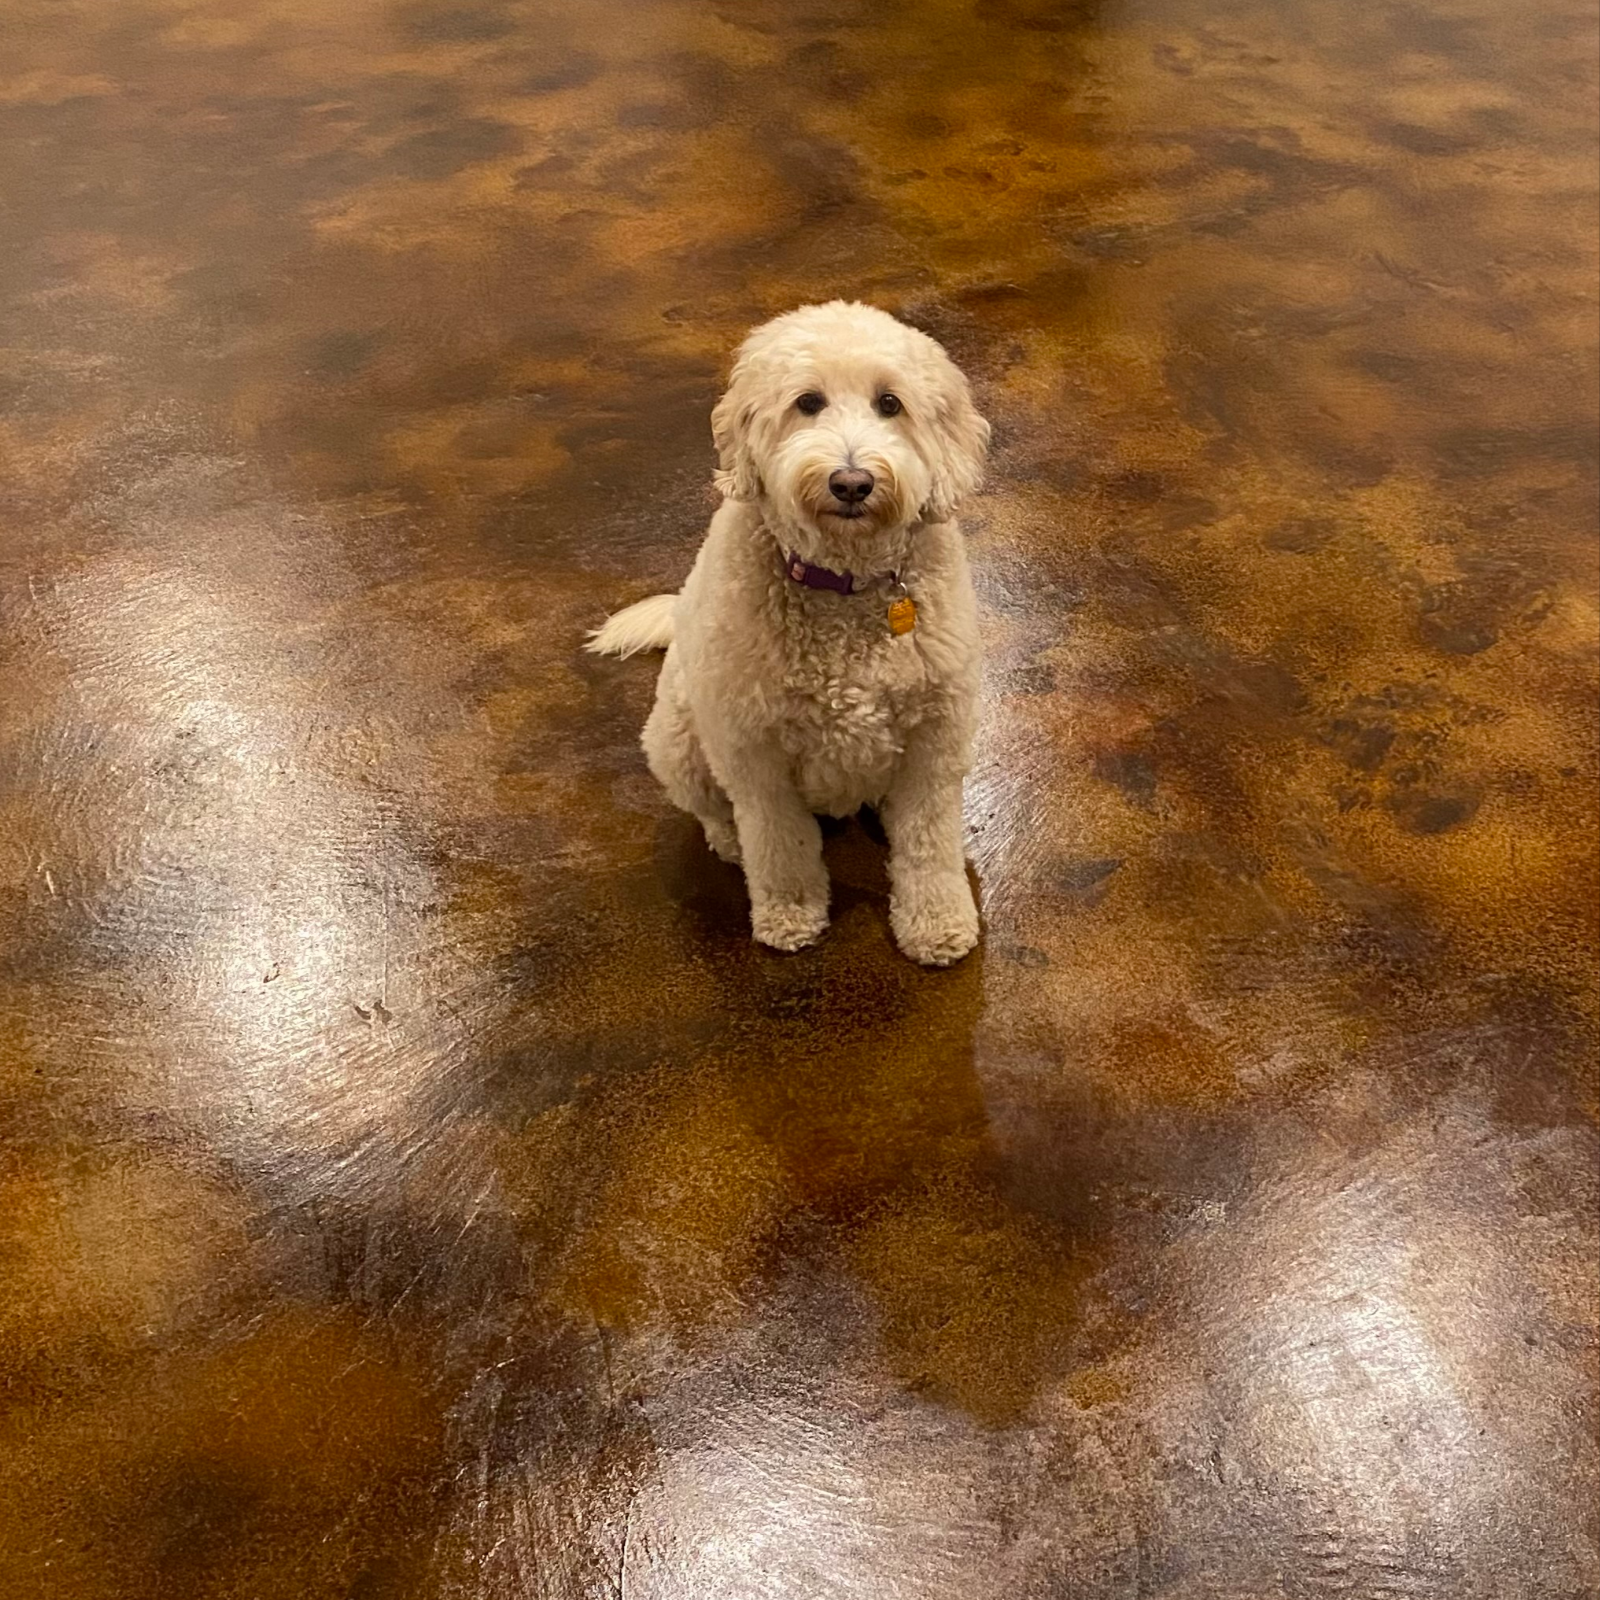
[711,362,761,502]
[921,364,991,524]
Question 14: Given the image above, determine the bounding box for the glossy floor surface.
[2,0,1597,1596]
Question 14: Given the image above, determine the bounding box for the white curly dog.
[587,301,990,966]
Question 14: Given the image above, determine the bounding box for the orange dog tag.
[887,594,917,636]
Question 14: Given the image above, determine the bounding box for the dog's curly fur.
[588,302,990,965]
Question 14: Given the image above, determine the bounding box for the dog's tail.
[584,592,677,658]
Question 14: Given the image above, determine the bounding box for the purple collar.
[785,552,896,595]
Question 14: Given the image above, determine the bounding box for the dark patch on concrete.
[768,134,871,222]
[1326,714,1398,773]
[1377,120,1478,156]
[615,99,714,132]
[1264,516,1337,554]
[306,329,384,377]
[346,1555,413,1600]
[1059,856,1124,895]
[1435,423,1599,475]
[513,151,579,188]
[1394,790,1482,835]
[1418,583,1501,655]
[386,117,522,178]
[1352,348,1423,383]
[975,0,1100,31]
[394,4,517,42]
[1093,749,1160,808]
[151,1462,267,1581]
[783,38,873,99]
[519,53,603,93]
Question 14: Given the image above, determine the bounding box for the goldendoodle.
[588,301,990,965]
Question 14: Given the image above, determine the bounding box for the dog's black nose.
[828,468,875,504]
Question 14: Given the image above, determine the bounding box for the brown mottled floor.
[1,0,1596,1595]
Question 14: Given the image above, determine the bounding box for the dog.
[587,301,990,965]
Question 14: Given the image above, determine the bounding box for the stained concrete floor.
[2,0,1597,1595]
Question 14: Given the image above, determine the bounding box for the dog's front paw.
[891,877,980,967]
[751,897,829,953]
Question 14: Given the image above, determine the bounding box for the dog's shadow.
[646,807,1086,1426]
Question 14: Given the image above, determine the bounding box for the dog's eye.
[876,392,903,417]
[795,392,827,416]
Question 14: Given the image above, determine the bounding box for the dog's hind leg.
[642,651,740,863]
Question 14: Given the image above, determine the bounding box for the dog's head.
[710,302,990,539]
